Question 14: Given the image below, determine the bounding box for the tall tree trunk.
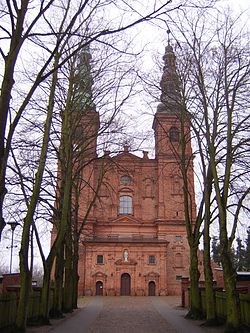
[39,264,53,325]
[203,228,216,324]
[15,222,32,332]
[50,243,64,318]
[203,166,217,325]
[220,223,241,332]
[72,196,80,309]
[39,168,72,322]
[63,221,73,313]
[186,245,202,319]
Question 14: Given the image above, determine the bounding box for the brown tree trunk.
[203,231,217,324]
[203,166,217,325]
[72,198,80,309]
[50,243,64,318]
[220,225,241,332]
[15,225,32,332]
[186,245,202,319]
[63,221,74,313]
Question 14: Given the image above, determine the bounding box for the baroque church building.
[55,43,196,297]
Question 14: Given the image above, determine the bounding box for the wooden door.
[96,281,103,296]
[148,281,156,296]
[121,273,131,295]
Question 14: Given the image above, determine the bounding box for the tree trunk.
[15,231,32,332]
[50,243,64,318]
[203,232,217,324]
[186,245,202,319]
[63,222,73,313]
[203,167,217,325]
[72,186,80,309]
[39,265,52,325]
[220,226,241,332]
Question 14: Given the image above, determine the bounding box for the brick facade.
[52,44,196,296]
[75,44,196,297]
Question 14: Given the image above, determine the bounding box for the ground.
[27,296,225,333]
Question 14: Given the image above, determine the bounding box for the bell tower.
[152,42,187,158]
[73,45,99,160]
[152,42,195,221]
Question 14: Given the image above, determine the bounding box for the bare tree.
[173,8,250,331]
[0,0,183,240]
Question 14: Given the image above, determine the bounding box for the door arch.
[96,281,103,296]
[148,281,156,296]
[121,273,131,295]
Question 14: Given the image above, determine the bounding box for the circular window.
[120,175,132,185]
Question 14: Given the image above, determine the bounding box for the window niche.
[172,175,181,195]
[175,253,183,267]
[169,127,180,142]
[143,178,154,198]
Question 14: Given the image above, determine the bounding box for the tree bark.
[63,221,74,313]
[50,243,64,318]
[186,245,202,319]
[203,166,217,324]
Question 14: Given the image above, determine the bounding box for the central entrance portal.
[148,281,156,296]
[120,273,131,296]
[96,281,103,295]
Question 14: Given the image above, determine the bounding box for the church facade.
[74,43,196,297]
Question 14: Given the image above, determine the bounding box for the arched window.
[169,127,179,142]
[119,195,133,214]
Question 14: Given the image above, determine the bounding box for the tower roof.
[157,42,182,114]
[74,44,95,111]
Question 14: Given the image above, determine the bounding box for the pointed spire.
[74,44,94,110]
[157,35,182,114]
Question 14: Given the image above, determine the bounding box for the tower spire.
[157,36,182,114]
[74,44,95,111]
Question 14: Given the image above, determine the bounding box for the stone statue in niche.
[123,249,129,262]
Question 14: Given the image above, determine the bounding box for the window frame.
[97,254,104,264]
[119,195,133,215]
[149,255,156,264]
[169,127,180,142]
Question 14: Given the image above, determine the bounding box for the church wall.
[80,242,170,296]
[57,43,198,297]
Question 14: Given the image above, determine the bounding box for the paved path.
[27,297,225,333]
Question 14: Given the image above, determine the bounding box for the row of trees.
[141,4,249,331]
[166,7,250,332]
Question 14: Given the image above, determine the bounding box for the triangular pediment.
[112,152,142,162]
[110,215,142,224]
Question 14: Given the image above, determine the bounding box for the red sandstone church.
[59,44,196,297]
